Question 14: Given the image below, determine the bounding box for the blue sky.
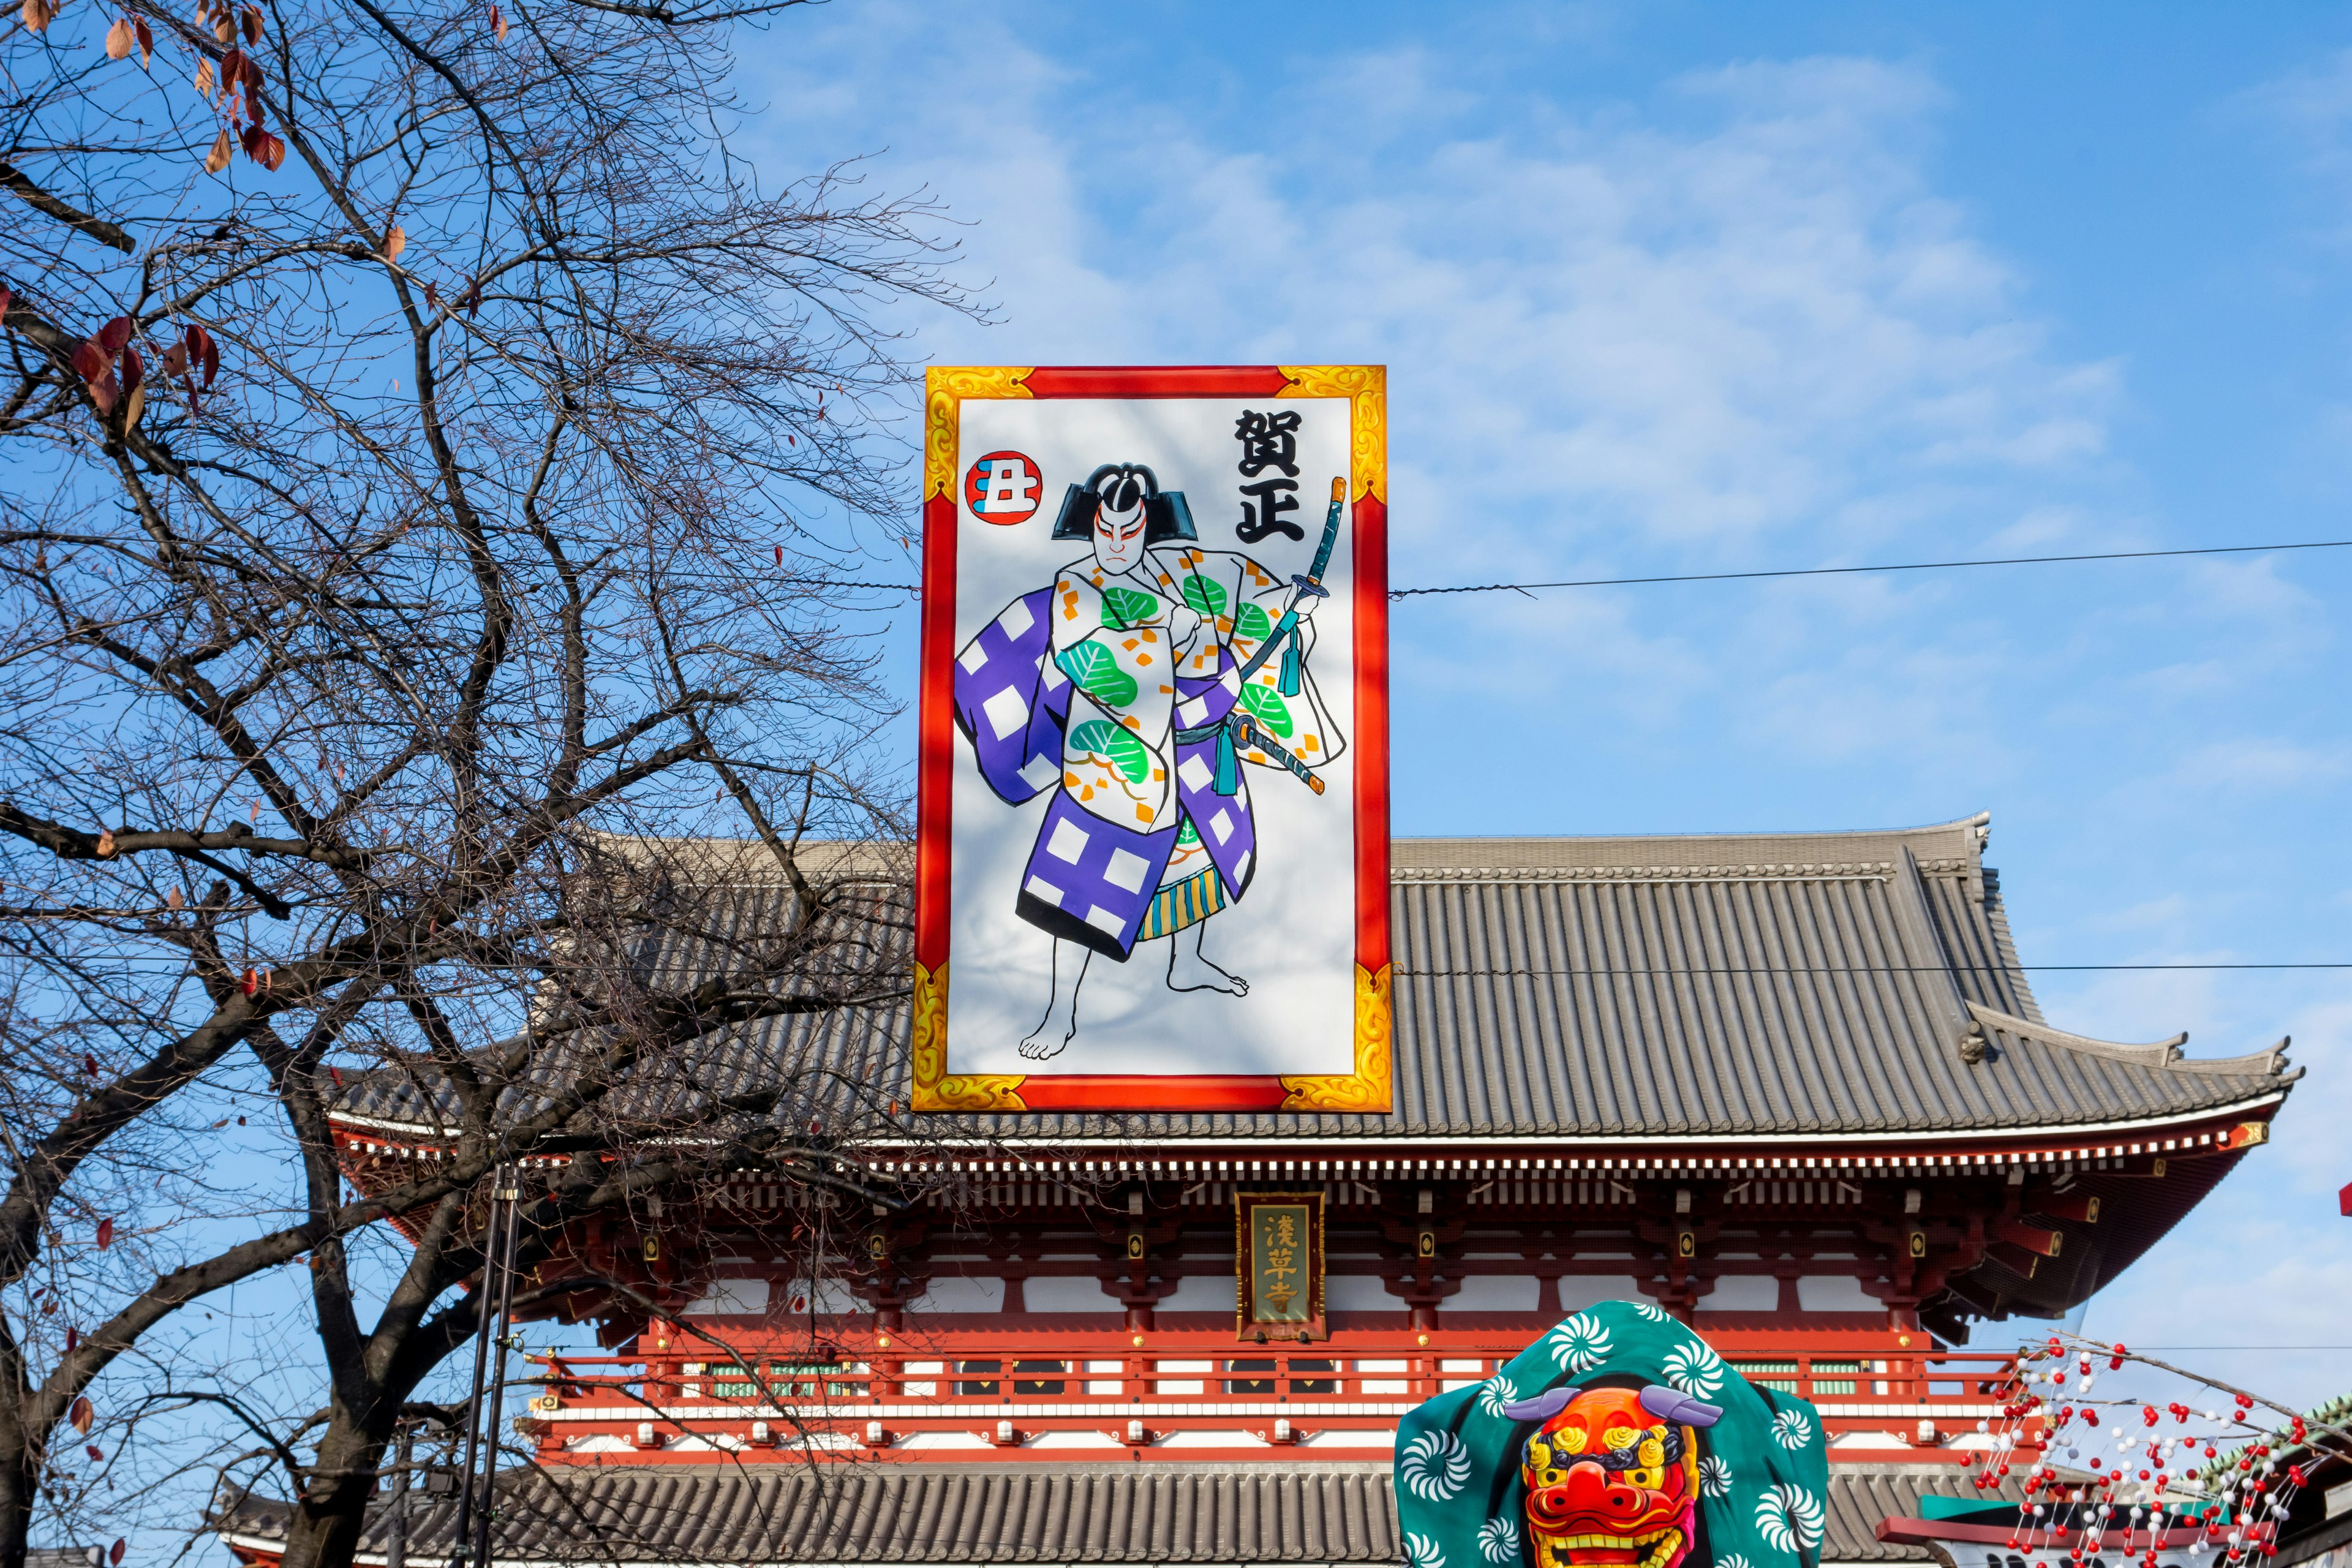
[744,3,2352,1398]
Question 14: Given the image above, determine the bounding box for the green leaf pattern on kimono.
[1067,719,1150,783]
[1233,600,1274,641]
[1393,1300,1828,1568]
[1180,573,1228,618]
[1099,586,1161,630]
[1055,639,1137,707]
[1238,682,1294,738]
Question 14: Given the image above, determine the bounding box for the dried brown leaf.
[382,224,405,263]
[104,15,132,56]
[194,56,214,97]
[161,341,188,378]
[98,315,131,355]
[72,341,107,382]
[122,383,144,427]
[239,1,257,39]
[489,2,507,40]
[20,0,58,32]
[88,372,119,415]
[211,10,228,39]
[135,17,151,64]
[203,127,232,172]
[69,1396,93,1433]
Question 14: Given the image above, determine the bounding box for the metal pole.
[448,1166,510,1568]
[385,1423,413,1568]
[469,1171,523,1568]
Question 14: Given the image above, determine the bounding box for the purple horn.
[1640,1384,1722,1428]
[1501,1387,1574,1423]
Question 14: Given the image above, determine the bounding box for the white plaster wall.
[1559,1276,1646,1310]
[1159,1274,1238,1313]
[1024,1275,1122,1313]
[1325,1274,1397,1311]
[1798,1275,1880,1311]
[682,1278,771,1317]
[1701,1276,1780,1310]
[1449,1275,1540,1311]
[908,1276,1006,1314]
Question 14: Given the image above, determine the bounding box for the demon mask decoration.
[1392,1300,1829,1568]
[1502,1382,1721,1568]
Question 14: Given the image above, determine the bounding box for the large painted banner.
[911,366,1390,1114]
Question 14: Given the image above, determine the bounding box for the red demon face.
[1519,1387,1700,1568]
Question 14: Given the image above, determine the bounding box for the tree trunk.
[0,1437,36,1568]
[276,1423,390,1568]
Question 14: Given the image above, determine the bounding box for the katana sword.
[1276,476,1345,697]
[1234,712,1325,796]
[1175,475,1347,796]
[1301,473,1348,594]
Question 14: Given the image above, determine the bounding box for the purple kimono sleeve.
[950,587,1068,804]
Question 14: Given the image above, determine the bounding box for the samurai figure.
[951,462,1348,1060]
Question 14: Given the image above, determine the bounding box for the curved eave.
[1966,1001,2299,1079]
[326,1086,2288,1168]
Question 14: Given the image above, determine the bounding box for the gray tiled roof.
[213,1460,2020,1565]
[331,815,2293,1145]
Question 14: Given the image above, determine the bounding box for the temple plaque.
[1235,1191,1325,1338]
[911,367,1390,1114]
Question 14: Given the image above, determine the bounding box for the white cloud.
[2166,737,2352,794]
[750,17,2136,774]
[747,4,2352,1394]
[752,20,2117,573]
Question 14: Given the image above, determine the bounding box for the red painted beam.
[1020,365,1292,399]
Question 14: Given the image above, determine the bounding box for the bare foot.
[1021,938,1086,1057]
[1017,1028,1068,1061]
[1167,930,1248,996]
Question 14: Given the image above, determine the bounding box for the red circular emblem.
[963,450,1044,525]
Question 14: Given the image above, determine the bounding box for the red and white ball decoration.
[1964,1334,2321,1568]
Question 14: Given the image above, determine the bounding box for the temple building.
[225,813,2298,1568]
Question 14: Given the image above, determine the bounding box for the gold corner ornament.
[1276,962,1393,1112]
[924,366,1035,500]
[907,959,1031,1112]
[1278,364,1387,503]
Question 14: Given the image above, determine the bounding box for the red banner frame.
[910,366,1390,1114]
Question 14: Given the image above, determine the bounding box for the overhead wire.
[1389,537,2352,598]
[46,535,2348,603]
[657,534,2352,600]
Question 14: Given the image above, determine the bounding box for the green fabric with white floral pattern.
[1393,1300,1831,1568]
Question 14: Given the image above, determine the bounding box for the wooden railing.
[513,1332,2033,1462]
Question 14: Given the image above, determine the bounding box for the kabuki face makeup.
[1090,467,1151,576]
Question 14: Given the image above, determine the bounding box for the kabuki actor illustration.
[1392,1300,1831,1568]
[961,462,1344,1056]
[911,367,1390,1114]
